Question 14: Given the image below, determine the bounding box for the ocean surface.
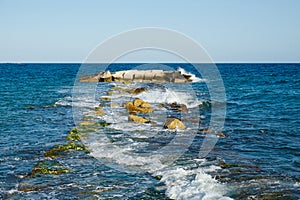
[0,63,299,199]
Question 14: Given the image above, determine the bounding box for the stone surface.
[163,117,186,129]
[128,114,150,124]
[126,102,153,113]
[80,70,194,83]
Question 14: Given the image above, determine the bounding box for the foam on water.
[178,67,207,83]
[136,88,203,108]
[155,166,233,200]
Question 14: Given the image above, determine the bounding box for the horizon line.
[0,61,299,64]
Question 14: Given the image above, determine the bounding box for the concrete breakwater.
[80,70,194,83]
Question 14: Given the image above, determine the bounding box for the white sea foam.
[136,88,203,108]
[155,166,233,200]
[55,96,73,106]
[178,67,207,83]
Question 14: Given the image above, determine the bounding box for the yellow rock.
[95,110,105,115]
[133,98,144,107]
[163,117,186,129]
[77,121,96,126]
[101,97,111,101]
[128,114,150,123]
[127,102,153,113]
[141,102,151,108]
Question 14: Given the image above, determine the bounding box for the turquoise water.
[0,63,299,199]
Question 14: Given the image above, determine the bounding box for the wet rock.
[78,121,97,126]
[128,114,150,124]
[164,102,188,112]
[77,120,110,127]
[126,99,153,114]
[217,132,226,138]
[95,109,105,115]
[31,160,70,176]
[100,97,111,101]
[66,128,81,141]
[25,105,35,110]
[163,117,186,129]
[99,71,113,82]
[132,87,148,94]
[44,142,88,158]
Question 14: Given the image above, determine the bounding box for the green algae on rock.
[44,142,89,158]
[31,160,70,176]
[66,128,81,141]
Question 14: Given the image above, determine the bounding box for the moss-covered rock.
[163,117,186,129]
[44,142,88,158]
[128,114,150,124]
[31,160,70,176]
[66,128,81,141]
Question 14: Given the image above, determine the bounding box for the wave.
[136,88,204,109]
[177,67,207,83]
[155,165,232,200]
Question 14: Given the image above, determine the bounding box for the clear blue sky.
[1,0,299,63]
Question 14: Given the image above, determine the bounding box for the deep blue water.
[0,63,299,199]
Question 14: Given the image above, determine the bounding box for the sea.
[0,63,299,200]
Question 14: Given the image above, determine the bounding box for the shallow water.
[0,63,299,199]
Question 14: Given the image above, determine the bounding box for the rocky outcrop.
[163,117,186,129]
[80,70,194,83]
[128,114,150,124]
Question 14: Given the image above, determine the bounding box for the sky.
[0,0,299,63]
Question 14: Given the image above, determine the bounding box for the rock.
[80,70,196,83]
[125,98,153,113]
[100,97,111,101]
[99,71,113,82]
[31,160,70,176]
[217,132,226,138]
[128,114,150,124]
[44,142,88,158]
[132,87,148,94]
[77,121,110,127]
[163,117,186,129]
[201,129,211,133]
[165,102,188,112]
[141,102,151,108]
[95,109,105,115]
[78,121,97,126]
[67,128,80,141]
[126,102,153,113]
[133,98,144,107]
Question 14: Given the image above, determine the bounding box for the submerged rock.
[44,142,88,158]
[66,128,81,141]
[163,117,186,129]
[128,114,150,124]
[95,109,105,115]
[31,160,70,176]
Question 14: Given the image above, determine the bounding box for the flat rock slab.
[80,70,193,83]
